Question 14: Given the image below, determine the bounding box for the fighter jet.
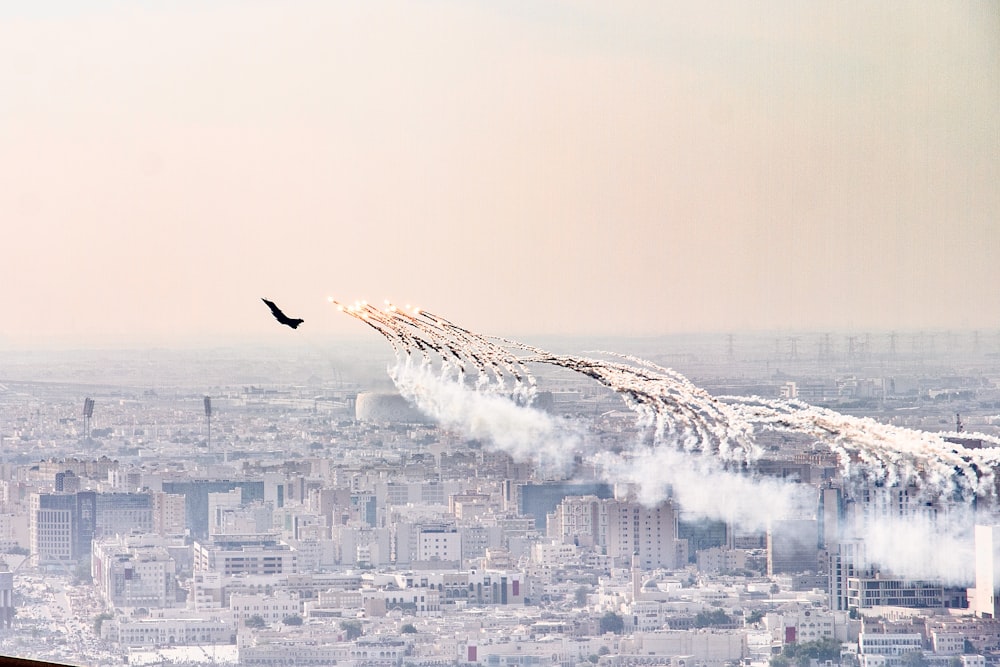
[261,298,304,329]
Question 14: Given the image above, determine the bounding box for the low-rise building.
[858,632,923,667]
[697,547,747,574]
[229,590,300,626]
[193,535,298,576]
[102,609,236,647]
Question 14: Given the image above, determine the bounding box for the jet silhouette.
[261,298,304,329]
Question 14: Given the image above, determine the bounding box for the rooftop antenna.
[83,398,95,442]
[204,396,212,452]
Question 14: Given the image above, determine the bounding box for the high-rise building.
[96,493,153,536]
[30,491,156,564]
[678,517,730,562]
[548,495,684,568]
[518,482,613,532]
[819,486,843,548]
[152,492,186,536]
[605,498,683,569]
[0,569,12,628]
[829,539,875,612]
[970,524,1000,618]
[547,494,604,547]
[29,492,89,563]
[208,489,242,536]
[767,519,819,575]
[161,480,265,538]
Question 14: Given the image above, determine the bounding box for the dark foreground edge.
[0,658,81,667]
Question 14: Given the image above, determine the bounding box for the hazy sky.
[2,1,998,347]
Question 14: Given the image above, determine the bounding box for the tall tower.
[631,552,642,602]
[0,568,12,628]
[83,398,95,441]
[203,396,212,452]
[972,525,1000,618]
[818,486,843,549]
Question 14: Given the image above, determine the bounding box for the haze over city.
[6,3,1000,666]
[2,1,999,347]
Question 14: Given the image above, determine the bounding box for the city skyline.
[2,1,999,347]
[3,333,1000,664]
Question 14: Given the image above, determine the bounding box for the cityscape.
[3,328,1000,666]
[3,2,998,667]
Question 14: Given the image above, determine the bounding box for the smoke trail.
[723,394,1000,503]
[389,355,586,477]
[331,298,1000,502]
[333,299,1000,581]
[592,444,817,531]
[527,352,758,465]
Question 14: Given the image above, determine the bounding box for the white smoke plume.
[592,444,817,532]
[841,502,979,586]
[389,355,585,477]
[333,298,1000,582]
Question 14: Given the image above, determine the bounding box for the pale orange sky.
[1,1,998,347]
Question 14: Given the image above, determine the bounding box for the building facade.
[193,535,298,576]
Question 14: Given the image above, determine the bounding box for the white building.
[152,492,186,536]
[92,534,180,610]
[830,539,876,612]
[418,525,461,563]
[229,591,300,626]
[618,629,747,665]
[193,535,298,576]
[332,525,392,566]
[285,537,337,571]
[930,632,965,655]
[240,636,407,665]
[532,541,580,568]
[0,513,28,551]
[548,495,605,547]
[465,635,573,666]
[190,571,226,610]
[697,547,746,574]
[547,496,684,569]
[766,609,850,644]
[460,524,504,562]
[970,524,1000,618]
[207,489,242,536]
[606,498,684,569]
[858,632,923,667]
[103,609,235,647]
